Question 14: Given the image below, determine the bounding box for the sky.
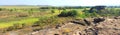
[0,0,120,6]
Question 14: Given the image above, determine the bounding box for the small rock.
[84,19,91,26]
[70,20,86,26]
[93,17,105,24]
[55,24,61,29]
[114,16,120,19]
[54,34,59,35]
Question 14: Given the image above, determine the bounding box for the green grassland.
[0,18,39,28]
[0,6,62,29]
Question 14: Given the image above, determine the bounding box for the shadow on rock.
[93,17,105,24]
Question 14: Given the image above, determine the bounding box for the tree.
[89,6,106,13]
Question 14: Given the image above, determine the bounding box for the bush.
[32,16,58,27]
[6,23,26,31]
[13,23,23,29]
[58,10,68,17]
[0,8,2,11]
[21,23,27,28]
[6,26,14,31]
[51,10,55,13]
[68,10,78,16]
[32,21,41,27]
[58,10,78,17]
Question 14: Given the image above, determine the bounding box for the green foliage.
[5,23,28,31]
[0,8,2,11]
[6,26,14,31]
[82,8,100,17]
[13,23,23,29]
[58,10,78,17]
[32,16,58,27]
[90,8,120,17]
[40,7,51,9]
[6,23,23,31]
[91,12,100,17]
[21,23,27,28]
[51,10,55,13]
[105,8,120,16]
[28,11,33,14]
[68,10,78,16]
[58,10,68,17]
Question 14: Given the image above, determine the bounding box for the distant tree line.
[39,6,90,9]
[87,6,120,17]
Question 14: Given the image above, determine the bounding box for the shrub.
[58,10,68,17]
[13,23,23,29]
[0,8,2,11]
[28,11,33,14]
[6,26,14,31]
[58,10,78,17]
[21,23,27,28]
[67,10,78,16]
[51,10,55,13]
[6,23,26,31]
[32,16,58,27]
[32,21,40,27]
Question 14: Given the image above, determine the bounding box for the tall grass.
[0,18,39,29]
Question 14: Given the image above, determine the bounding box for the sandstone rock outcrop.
[3,17,120,35]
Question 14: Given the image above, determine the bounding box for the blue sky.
[0,0,120,6]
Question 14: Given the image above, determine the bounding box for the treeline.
[58,6,120,18]
[0,6,87,11]
[107,6,120,8]
[39,6,90,9]
[85,6,120,17]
